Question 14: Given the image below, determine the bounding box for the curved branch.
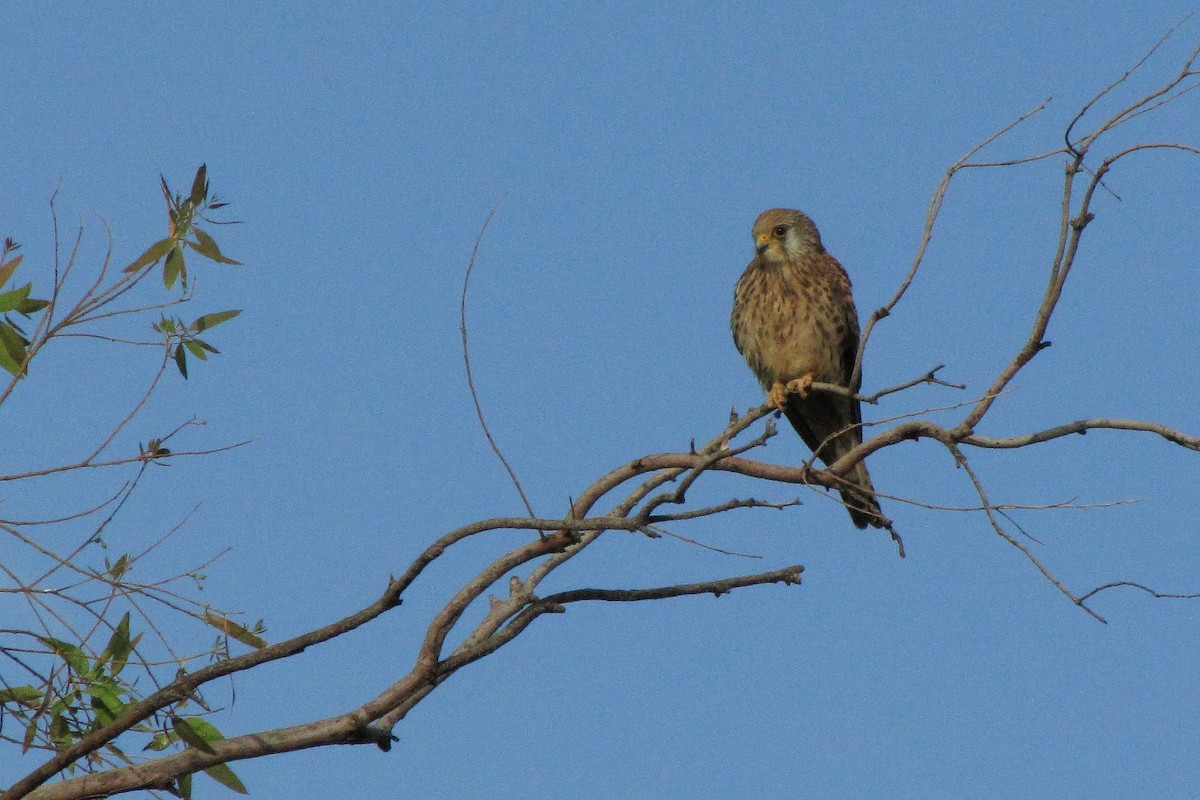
[459,197,538,520]
[850,97,1054,390]
[1078,581,1200,605]
[964,419,1200,451]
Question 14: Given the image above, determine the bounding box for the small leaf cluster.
[1,165,259,792]
[0,238,51,376]
[145,717,249,797]
[153,309,242,379]
[0,601,265,796]
[0,614,141,766]
[123,164,241,290]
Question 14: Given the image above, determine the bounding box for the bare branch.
[809,365,964,405]
[643,496,802,524]
[947,443,1106,623]
[1078,581,1200,605]
[543,566,804,605]
[459,196,539,522]
[642,525,767,558]
[964,418,1200,451]
[851,97,1055,390]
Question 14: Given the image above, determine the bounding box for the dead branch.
[7,29,1200,800]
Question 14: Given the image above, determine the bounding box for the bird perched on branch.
[731,208,886,529]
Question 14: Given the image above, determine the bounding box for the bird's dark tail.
[781,398,888,530]
[838,461,887,530]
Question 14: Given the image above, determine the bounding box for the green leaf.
[163,246,185,290]
[181,716,225,740]
[17,297,50,315]
[184,339,209,361]
[89,682,127,724]
[40,637,90,675]
[144,731,174,752]
[106,555,132,583]
[188,226,242,265]
[174,344,188,378]
[192,309,241,332]
[22,716,37,753]
[171,716,217,753]
[204,762,249,795]
[189,164,208,207]
[48,712,69,746]
[0,282,32,313]
[99,611,132,666]
[0,685,43,708]
[0,320,29,376]
[203,612,268,650]
[160,174,175,210]
[123,238,174,273]
[177,772,193,800]
[0,253,23,288]
[116,633,143,676]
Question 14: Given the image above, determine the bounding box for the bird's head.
[752,208,824,264]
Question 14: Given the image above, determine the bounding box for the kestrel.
[731,208,886,529]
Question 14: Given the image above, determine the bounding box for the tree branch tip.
[353,725,399,751]
[779,567,804,585]
[887,528,906,559]
[1077,602,1109,624]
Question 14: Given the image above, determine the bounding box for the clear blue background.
[3,3,1199,798]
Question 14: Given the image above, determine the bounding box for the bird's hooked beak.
[755,233,771,256]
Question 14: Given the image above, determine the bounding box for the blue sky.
[3,2,1199,798]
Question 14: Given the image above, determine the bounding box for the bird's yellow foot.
[768,381,789,412]
[786,374,814,399]
[768,374,815,410]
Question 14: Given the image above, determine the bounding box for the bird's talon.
[786,374,814,399]
[768,381,788,412]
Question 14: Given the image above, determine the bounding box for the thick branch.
[542,566,803,605]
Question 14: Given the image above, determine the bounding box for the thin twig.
[459,196,538,522]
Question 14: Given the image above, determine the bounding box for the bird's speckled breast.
[732,258,847,391]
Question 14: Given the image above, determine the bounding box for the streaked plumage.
[731,208,885,529]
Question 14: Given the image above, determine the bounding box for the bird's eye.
[773,225,788,237]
